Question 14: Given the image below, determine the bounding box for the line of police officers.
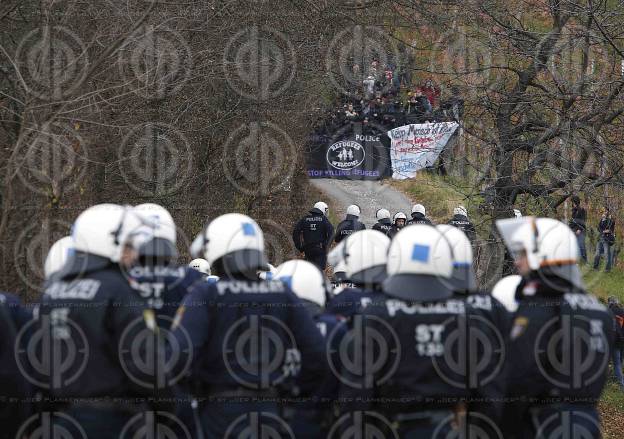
[0,200,614,438]
[293,201,477,270]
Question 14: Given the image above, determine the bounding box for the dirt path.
[310,178,413,227]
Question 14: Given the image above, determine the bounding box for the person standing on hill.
[293,202,334,270]
[593,207,616,272]
[569,195,587,263]
[608,296,624,389]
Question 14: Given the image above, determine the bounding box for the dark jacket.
[37,253,159,400]
[372,218,392,235]
[598,216,616,244]
[334,215,366,244]
[569,206,587,233]
[448,214,477,242]
[292,208,334,251]
[609,303,624,347]
[407,212,433,226]
[171,276,327,396]
[502,273,613,438]
[386,224,404,239]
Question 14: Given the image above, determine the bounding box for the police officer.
[491,275,521,315]
[333,204,366,244]
[44,236,74,280]
[34,204,162,439]
[372,208,392,234]
[292,201,334,270]
[0,292,32,439]
[407,203,433,225]
[387,211,407,239]
[171,214,327,438]
[326,230,390,320]
[437,224,508,430]
[274,260,347,438]
[130,203,204,323]
[189,258,220,283]
[448,205,477,242]
[339,225,470,438]
[497,217,614,439]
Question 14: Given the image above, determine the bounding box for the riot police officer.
[372,208,392,234]
[407,203,433,226]
[448,205,477,242]
[326,230,390,320]
[33,204,162,439]
[130,203,204,323]
[387,211,407,239]
[0,292,32,439]
[437,224,508,430]
[44,236,74,280]
[497,217,614,439]
[189,258,220,283]
[171,214,327,438]
[333,204,366,244]
[274,259,347,438]
[339,225,472,438]
[292,201,334,270]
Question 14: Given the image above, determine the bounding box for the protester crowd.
[311,58,465,141]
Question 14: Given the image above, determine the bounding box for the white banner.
[387,122,459,179]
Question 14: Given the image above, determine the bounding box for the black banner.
[306,123,391,180]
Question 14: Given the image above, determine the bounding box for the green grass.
[584,269,624,303]
[388,172,491,240]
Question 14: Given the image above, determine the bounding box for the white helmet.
[411,204,426,216]
[453,205,468,217]
[44,236,74,279]
[134,203,176,244]
[376,208,391,220]
[275,260,329,307]
[346,204,361,217]
[133,203,177,259]
[314,202,329,216]
[496,217,582,288]
[328,241,346,267]
[393,212,407,222]
[199,213,268,274]
[258,263,277,280]
[513,209,522,218]
[384,224,453,301]
[491,275,521,313]
[72,204,144,264]
[189,258,211,275]
[333,258,349,282]
[343,230,390,285]
[437,225,477,292]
